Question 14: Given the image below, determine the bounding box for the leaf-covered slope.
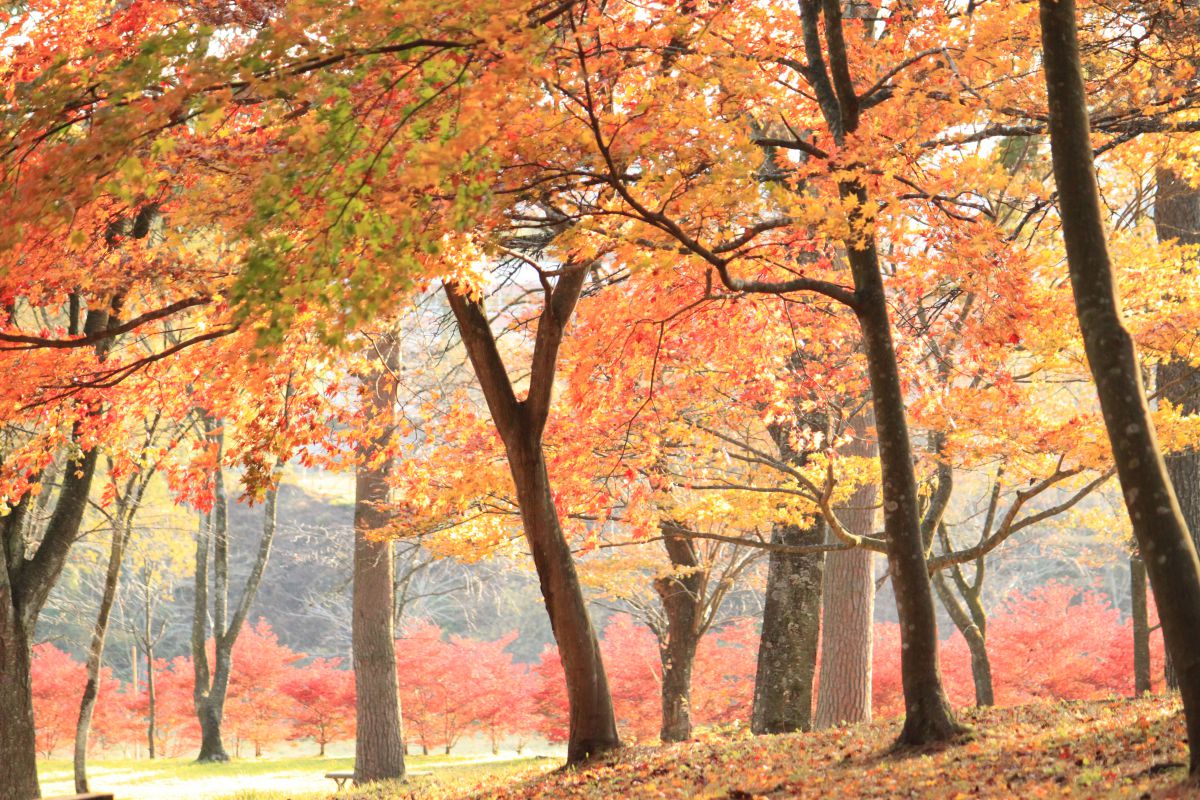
[387,697,1194,799]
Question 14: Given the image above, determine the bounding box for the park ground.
[41,697,1198,799]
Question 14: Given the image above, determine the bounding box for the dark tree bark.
[191,418,280,763]
[1131,553,1152,695]
[653,526,704,742]
[1154,167,1200,692]
[1041,0,1200,777]
[0,559,39,800]
[752,520,824,734]
[849,240,963,743]
[815,412,878,729]
[444,267,619,765]
[352,337,406,784]
[798,0,963,744]
[1,301,118,800]
[145,600,158,759]
[752,410,828,735]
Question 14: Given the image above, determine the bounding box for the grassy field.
[38,753,558,800]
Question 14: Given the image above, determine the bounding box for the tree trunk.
[2,443,103,800]
[1042,0,1200,777]
[1154,167,1200,693]
[847,234,963,744]
[196,697,228,762]
[508,441,618,762]
[814,549,876,727]
[444,276,619,765]
[352,344,406,784]
[932,571,994,707]
[146,641,157,760]
[752,521,824,734]
[815,413,878,728]
[74,516,132,792]
[654,527,704,742]
[191,424,280,763]
[0,597,38,800]
[193,459,230,764]
[1131,553,1152,695]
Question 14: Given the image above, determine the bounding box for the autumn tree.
[223,620,303,757]
[282,658,356,756]
[1040,0,1200,778]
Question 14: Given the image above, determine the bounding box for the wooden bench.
[325,771,355,790]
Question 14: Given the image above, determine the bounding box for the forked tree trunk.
[815,412,878,728]
[932,571,994,707]
[1,305,113,800]
[352,343,407,784]
[445,273,619,765]
[789,0,961,743]
[1041,0,1200,776]
[192,421,280,764]
[654,526,704,742]
[751,521,824,734]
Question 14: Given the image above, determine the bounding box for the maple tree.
[281,657,356,756]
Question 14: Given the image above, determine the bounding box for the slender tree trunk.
[847,236,963,744]
[193,459,230,763]
[932,571,994,707]
[1131,553,1152,695]
[146,641,157,760]
[1042,0,1200,777]
[752,521,824,734]
[654,526,703,742]
[192,424,280,763]
[815,412,878,728]
[352,341,406,784]
[73,516,132,792]
[1154,167,1200,692]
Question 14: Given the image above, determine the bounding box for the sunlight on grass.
[39,754,559,800]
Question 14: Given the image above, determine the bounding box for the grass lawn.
[38,753,558,800]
